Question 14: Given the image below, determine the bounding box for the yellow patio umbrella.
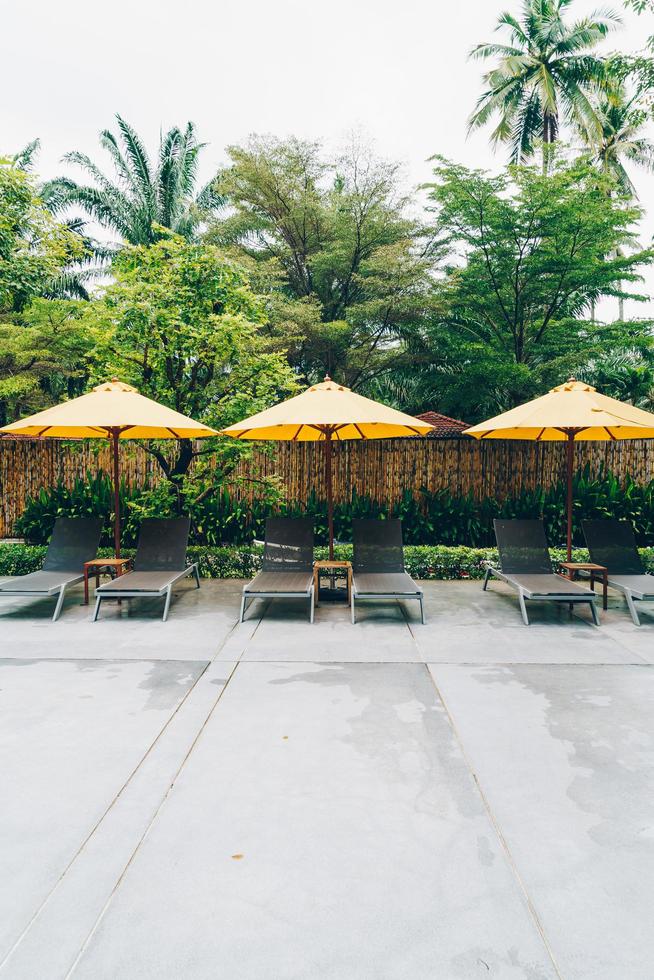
[464,378,654,560]
[0,379,219,556]
[221,375,434,558]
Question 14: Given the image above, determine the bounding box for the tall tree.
[468,0,620,170]
[414,157,654,420]
[44,115,223,246]
[84,233,297,496]
[0,300,94,426]
[207,135,433,388]
[0,158,83,314]
[585,85,654,194]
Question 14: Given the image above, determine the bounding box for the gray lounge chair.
[93,517,199,622]
[0,516,102,621]
[240,518,314,622]
[351,519,424,624]
[583,518,654,626]
[485,519,600,626]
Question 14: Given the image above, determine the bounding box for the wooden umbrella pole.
[111,428,121,558]
[566,430,574,562]
[325,430,334,560]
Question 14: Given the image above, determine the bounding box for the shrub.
[12,464,654,550]
[4,541,654,580]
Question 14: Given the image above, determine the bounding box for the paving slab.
[0,657,207,963]
[0,580,240,661]
[430,663,654,980]
[70,661,557,980]
[235,598,420,662]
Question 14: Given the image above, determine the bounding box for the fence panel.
[2,436,654,537]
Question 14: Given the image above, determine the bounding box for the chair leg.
[590,600,600,627]
[625,591,641,626]
[52,585,66,622]
[162,585,172,622]
[351,593,356,625]
[518,590,530,626]
[419,594,425,625]
[483,567,492,591]
[92,595,102,622]
[193,564,200,589]
[309,587,315,624]
[240,593,247,623]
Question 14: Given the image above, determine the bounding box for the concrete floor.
[1,577,653,979]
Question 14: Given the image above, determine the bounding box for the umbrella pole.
[111,428,121,558]
[566,430,574,562]
[325,431,334,560]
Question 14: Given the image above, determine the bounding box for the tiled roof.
[415,411,470,438]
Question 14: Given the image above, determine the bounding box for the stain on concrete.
[270,663,483,820]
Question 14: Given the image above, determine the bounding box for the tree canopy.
[0,159,83,314]
[409,157,654,419]
[207,136,433,388]
[45,116,223,247]
[84,233,297,491]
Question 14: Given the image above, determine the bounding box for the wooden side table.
[83,557,132,605]
[313,560,352,606]
[559,561,608,610]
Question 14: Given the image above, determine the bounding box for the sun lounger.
[583,518,654,625]
[240,518,315,622]
[0,517,102,621]
[484,519,599,626]
[93,517,199,622]
[350,519,424,624]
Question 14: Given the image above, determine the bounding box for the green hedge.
[4,541,654,580]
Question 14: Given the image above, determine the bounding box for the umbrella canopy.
[221,376,435,441]
[464,378,654,559]
[0,379,218,555]
[0,379,218,440]
[221,376,434,558]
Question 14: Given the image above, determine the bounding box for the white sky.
[3,0,654,315]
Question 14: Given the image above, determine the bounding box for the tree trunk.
[542,113,557,175]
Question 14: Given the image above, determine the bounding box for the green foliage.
[43,115,223,246]
[14,472,150,546]
[0,160,84,314]
[82,233,297,489]
[468,0,620,168]
[5,539,654,582]
[583,83,654,196]
[0,300,96,425]
[415,157,654,420]
[16,465,654,552]
[209,135,433,388]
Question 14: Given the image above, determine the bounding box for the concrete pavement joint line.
[63,656,243,980]
[62,606,258,978]
[424,666,565,980]
[0,610,245,974]
[0,656,214,973]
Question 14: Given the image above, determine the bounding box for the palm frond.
[12,139,40,171]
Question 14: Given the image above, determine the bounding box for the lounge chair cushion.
[352,571,421,596]
[245,570,313,595]
[96,571,186,594]
[503,573,594,597]
[0,570,82,594]
[607,574,654,598]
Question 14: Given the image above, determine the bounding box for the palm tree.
[587,85,654,195]
[468,0,621,171]
[43,115,223,246]
[582,84,654,319]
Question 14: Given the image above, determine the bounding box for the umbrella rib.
[353,423,367,440]
[605,427,617,441]
[291,425,304,441]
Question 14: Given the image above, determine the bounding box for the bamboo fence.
[2,434,654,537]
